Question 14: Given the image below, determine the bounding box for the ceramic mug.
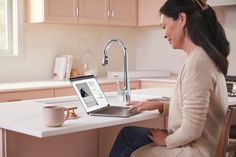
[43,106,69,127]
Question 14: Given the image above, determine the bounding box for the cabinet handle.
[107,9,110,18]
[76,8,79,16]
[111,9,114,18]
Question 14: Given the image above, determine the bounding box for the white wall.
[135,6,236,75]
[224,6,236,75]
[0,6,235,83]
[135,27,186,75]
[0,24,137,82]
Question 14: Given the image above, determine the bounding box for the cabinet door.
[44,0,78,23]
[26,0,78,23]
[140,81,175,89]
[100,81,140,92]
[109,0,137,26]
[0,89,54,102]
[138,0,165,26]
[54,87,76,97]
[79,0,109,24]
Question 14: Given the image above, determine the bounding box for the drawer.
[140,81,175,89]
[54,87,76,97]
[100,81,140,92]
[0,89,54,102]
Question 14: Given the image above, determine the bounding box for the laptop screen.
[70,75,109,113]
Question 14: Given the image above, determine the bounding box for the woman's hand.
[127,101,163,112]
[148,128,168,146]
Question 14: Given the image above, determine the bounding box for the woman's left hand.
[148,128,168,146]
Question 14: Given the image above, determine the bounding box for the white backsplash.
[135,28,187,75]
[0,6,235,83]
[135,6,236,76]
[224,6,236,76]
[0,24,137,82]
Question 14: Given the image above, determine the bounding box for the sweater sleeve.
[165,54,216,149]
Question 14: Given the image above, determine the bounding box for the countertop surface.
[0,88,175,138]
[0,87,235,138]
[0,77,177,93]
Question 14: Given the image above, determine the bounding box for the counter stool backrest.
[215,105,236,157]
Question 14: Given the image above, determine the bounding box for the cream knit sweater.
[132,46,228,157]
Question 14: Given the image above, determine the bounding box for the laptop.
[69,75,139,117]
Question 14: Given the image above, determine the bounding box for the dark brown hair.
[160,0,230,75]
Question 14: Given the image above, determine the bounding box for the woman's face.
[160,14,186,49]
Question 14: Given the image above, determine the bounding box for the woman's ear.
[178,12,187,28]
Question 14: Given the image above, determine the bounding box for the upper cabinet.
[26,0,78,23]
[25,0,236,26]
[109,0,137,26]
[138,0,166,26]
[208,0,236,6]
[26,0,137,26]
[78,0,109,25]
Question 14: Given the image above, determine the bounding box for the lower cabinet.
[0,80,175,102]
[0,89,54,102]
[140,80,176,89]
[54,80,141,97]
[100,80,140,92]
[54,87,76,97]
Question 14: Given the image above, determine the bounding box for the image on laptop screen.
[76,83,98,108]
[70,75,109,113]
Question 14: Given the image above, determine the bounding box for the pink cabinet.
[140,80,176,89]
[54,87,76,97]
[138,0,166,26]
[0,80,175,102]
[78,0,109,25]
[100,80,140,92]
[0,89,54,102]
[79,0,137,26]
[26,0,78,23]
[109,0,137,26]
[44,0,78,23]
[26,0,137,26]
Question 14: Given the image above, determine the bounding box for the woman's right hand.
[127,101,163,113]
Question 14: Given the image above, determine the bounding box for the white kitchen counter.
[0,87,236,139]
[1,87,236,157]
[0,88,174,138]
[0,77,177,93]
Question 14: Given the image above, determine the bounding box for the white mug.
[43,106,69,127]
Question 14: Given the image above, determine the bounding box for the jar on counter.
[82,49,97,76]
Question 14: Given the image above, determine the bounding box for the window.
[0,0,18,56]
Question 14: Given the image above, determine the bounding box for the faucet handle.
[116,80,131,102]
[116,80,122,95]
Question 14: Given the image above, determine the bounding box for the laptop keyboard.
[95,106,128,114]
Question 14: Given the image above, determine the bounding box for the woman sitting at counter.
[109,0,230,157]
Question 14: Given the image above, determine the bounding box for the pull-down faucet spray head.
[102,55,108,66]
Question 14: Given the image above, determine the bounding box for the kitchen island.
[1,87,235,157]
[0,88,173,157]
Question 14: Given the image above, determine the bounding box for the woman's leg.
[109,126,152,157]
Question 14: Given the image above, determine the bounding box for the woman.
[109,0,230,157]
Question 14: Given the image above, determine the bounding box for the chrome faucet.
[102,38,131,102]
